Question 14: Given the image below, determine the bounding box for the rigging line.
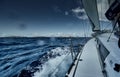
[86,21,88,38]
[107,13,120,42]
[87,20,89,37]
[84,20,87,37]
[83,20,86,38]
[101,0,103,30]
[85,20,88,37]
[83,20,85,37]
[86,20,89,37]
[85,23,87,38]
[86,21,88,37]
[86,20,88,37]
[81,19,84,37]
[107,21,117,42]
[86,19,90,37]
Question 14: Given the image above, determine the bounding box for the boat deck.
[70,39,104,77]
[98,33,120,58]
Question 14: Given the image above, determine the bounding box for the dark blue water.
[0,37,90,77]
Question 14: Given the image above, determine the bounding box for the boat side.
[96,33,120,77]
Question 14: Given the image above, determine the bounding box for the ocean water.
[0,37,90,77]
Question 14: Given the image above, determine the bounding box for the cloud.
[71,0,110,22]
[72,7,84,13]
[71,7,88,20]
[65,11,69,15]
[53,6,62,13]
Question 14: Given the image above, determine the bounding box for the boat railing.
[65,45,83,77]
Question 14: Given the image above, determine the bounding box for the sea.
[0,37,90,77]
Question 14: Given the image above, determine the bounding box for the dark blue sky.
[0,0,92,37]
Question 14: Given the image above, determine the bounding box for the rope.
[107,20,118,42]
[101,0,103,30]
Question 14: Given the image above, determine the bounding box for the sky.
[0,0,111,37]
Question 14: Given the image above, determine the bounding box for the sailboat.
[65,0,120,77]
[0,0,120,77]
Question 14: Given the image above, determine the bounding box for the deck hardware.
[114,63,120,72]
